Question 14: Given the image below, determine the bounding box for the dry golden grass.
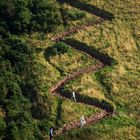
[49,49,95,74]
[48,93,99,126]
[61,99,99,123]
[64,73,106,100]
[28,0,140,139]
[54,0,139,139]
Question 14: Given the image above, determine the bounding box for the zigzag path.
[51,18,104,42]
[47,11,115,139]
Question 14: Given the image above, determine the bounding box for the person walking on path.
[71,91,76,102]
[49,126,54,140]
[80,115,86,128]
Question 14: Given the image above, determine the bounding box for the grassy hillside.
[37,0,139,139]
[0,0,139,140]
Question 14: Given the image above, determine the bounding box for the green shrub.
[61,8,85,24]
[45,42,71,59]
[0,0,62,33]
[65,10,85,20]
[52,42,71,55]
[0,33,49,139]
[0,117,6,132]
[31,0,62,32]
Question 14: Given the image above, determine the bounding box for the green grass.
[26,0,140,139]
[63,72,106,100]
[48,94,99,128]
[55,115,137,140]
[48,48,96,75]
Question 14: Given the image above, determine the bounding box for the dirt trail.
[48,53,112,136]
[49,63,105,93]
[51,19,104,42]
[55,110,108,136]
[48,12,114,138]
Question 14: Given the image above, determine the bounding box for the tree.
[31,0,62,32]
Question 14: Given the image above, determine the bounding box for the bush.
[0,34,50,139]
[0,117,6,132]
[45,42,71,59]
[0,0,62,33]
[61,8,85,24]
[65,10,85,20]
[53,42,71,55]
[30,0,62,32]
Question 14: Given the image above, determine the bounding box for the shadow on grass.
[63,39,115,65]
[58,0,114,20]
[58,88,115,113]
[55,99,63,126]
[44,48,65,76]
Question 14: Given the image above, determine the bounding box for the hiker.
[49,126,54,140]
[80,115,86,128]
[71,91,76,102]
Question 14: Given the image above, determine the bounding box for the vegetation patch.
[0,0,139,139]
[60,89,115,113]
[44,42,72,58]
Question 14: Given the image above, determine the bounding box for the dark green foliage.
[38,120,51,136]
[55,99,63,127]
[61,8,85,24]
[0,0,73,139]
[0,0,31,33]
[31,0,62,32]
[45,42,71,59]
[52,42,71,55]
[67,11,85,20]
[0,0,62,33]
[0,117,6,135]
[0,32,50,139]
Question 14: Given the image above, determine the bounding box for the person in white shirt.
[71,91,76,102]
[80,115,86,128]
[49,126,54,140]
